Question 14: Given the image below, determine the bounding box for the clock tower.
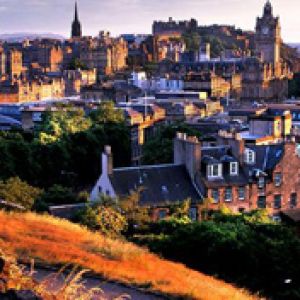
[255,1,281,65]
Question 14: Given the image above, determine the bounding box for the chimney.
[231,133,245,164]
[102,145,113,176]
[174,132,201,179]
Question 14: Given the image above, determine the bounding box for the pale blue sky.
[0,0,298,42]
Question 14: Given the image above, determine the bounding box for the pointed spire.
[263,0,273,16]
[71,1,82,38]
[74,1,79,21]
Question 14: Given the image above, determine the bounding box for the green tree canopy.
[142,123,201,165]
[39,185,80,205]
[37,106,92,144]
[75,200,128,237]
[89,102,125,124]
[0,177,42,210]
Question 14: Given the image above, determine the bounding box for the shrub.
[0,177,42,210]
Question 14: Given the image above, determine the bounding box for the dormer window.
[230,162,239,176]
[207,164,222,179]
[244,149,256,165]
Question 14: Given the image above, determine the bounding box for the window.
[106,190,110,196]
[225,188,232,202]
[290,193,297,208]
[230,162,238,176]
[274,195,282,209]
[274,173,282,187]
[238,187,246,200]
[257,196,266,209]
[244,149,256,164]
[208,164,222,179]
[158,210,167,220]
[189,207,198,221]
[272,215,281,223]
[258,177,265,189]
[98,186,102,193]
[211,189,219,203]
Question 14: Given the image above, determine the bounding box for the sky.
[0,0,298,42]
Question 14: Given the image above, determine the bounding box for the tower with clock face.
[255,1,281,65]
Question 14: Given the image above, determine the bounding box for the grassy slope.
[0,211,257,300]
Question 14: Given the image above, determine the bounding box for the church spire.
[74,1,79,21]
[263,0,273,17]
[71,1,82,38]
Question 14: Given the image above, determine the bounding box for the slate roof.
[196,144,283,190]
[196,171,249,189]
[201,146,231,160]
[246,144,284,172]
[0,114,21,127]
[110,164,201,206]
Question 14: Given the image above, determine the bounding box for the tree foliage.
[38,185,80,205]
[0,177,42,210]
[68,58,88,70]
[37,107,92,144]
[142,123,201,165]
[90,101,125,124]
[133,211,300,299]
[0,103,131,190]
[75,198,128,237]
[182,32,201,52]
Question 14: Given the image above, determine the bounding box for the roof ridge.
[113,163,183,172]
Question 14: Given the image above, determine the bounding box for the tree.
[39,185,80,205]
[133,212,300,299]
[0,177,42,210]
[37,106,92,144]
[142,123,201,165]
[89,102,125,124]
[75,202,127,237]
[68,58,88,70]
[119,190,151,233]
[183,32,200,52]
[201,35,226,58]
[169,199,191,219]
[199,197,213,221]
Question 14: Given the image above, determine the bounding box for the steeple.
[71,1,82,38]
[74,1,79,22]
[263,0,273,17]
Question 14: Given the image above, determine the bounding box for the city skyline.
[0,0,298,42]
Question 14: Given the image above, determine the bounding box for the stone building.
[184,72,231,99]
[80,33,128,75]
[241,1,292,101]
[6,49,23,81]
[63,68,97,96]
[153,17,198,35]
[0,77,65,103]
[92,108,300,220]
[37,45,63,72]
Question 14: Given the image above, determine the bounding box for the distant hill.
[0,33,66,42]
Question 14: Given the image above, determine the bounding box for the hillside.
[0,211,256,300]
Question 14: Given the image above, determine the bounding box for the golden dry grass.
[0,211,258,300]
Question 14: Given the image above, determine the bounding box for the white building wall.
[90,152,117,201]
